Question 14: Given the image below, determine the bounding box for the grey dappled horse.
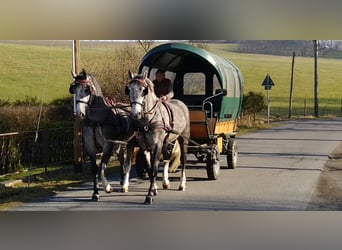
[69,69,136,201]
[125,71,190,205]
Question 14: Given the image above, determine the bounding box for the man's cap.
[156,69,166,74]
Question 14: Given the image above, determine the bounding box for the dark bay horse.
[69,69,136,201]
[125,71,190,205]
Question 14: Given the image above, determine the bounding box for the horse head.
[125,70,157,120]
[69,69,96,119]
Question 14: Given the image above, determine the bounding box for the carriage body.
[138,43,244,179]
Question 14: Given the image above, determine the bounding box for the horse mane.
[89,75,103,97]
[144,77,156,97]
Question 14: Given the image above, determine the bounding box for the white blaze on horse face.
[76,96,90,119]
[74,85,90,118]
[129,82,145,119]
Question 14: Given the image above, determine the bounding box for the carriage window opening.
[233,71,240,97]
[149,68,176,84]
[213,74,221,95]
[141,66,149,76]
[225,70,235,97]
[183,73,205,95]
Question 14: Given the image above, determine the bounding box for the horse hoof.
[121,187,128,193]
[105,185,112,193]
[178,186,186,191]
[163,183,170,190]
[153,189,158,196]
[92,194,100,202]
[144,196,153,205]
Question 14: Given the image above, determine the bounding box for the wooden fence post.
[42,129,49,173]
[72,40,83,173]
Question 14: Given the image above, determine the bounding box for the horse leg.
[90,156,100,201]
[135,147,148,179]
[178,138,187,191]
[115,144,125,185]
[161,142,171,189]
[144,150,159,194]
[162,140,181,189]
[142,150,158,191]
[99,162,111,193]
[99,142,114,193]
[121,144,134,193]
[162,159,170,189]
[144,146,162,205]
[82,126,101,201]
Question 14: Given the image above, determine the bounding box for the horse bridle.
[72,77,96,106]
[128,78,160,115]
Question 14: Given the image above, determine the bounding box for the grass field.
[1,41,341,117]
[210,43,342,117]
[0,41,71,103]
[0,164,90,210]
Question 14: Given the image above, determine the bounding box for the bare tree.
[137,40,155,52]
[189,41,209,50]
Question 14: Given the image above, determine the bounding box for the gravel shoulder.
[308,142,342,210]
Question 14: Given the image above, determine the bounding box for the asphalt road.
[11,118,342,211]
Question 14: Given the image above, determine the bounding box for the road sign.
[261,74,275,90]
[261,74,275,124]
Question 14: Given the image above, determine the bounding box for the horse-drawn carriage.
[138,43,244,180]
[70,42,244,204]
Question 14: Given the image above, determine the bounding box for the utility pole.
[313,40,319,117]
[72,40,83,173]
[288,51,295,118]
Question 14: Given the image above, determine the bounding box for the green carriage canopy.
[138,43,244,120]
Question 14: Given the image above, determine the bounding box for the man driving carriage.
[153,69,174,101]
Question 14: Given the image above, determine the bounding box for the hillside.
[0,42,72,103]
[1,40,341,117]
[0,40,144,104]
[209,43,342,117]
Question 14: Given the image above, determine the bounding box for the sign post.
[261,74,275,124]
[313,40,319,117]
[288,52,295,118]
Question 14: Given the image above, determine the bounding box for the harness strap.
[142,120,170,132]
[161,101,174,130]
[141,100,175,133]
[75,79,91,84]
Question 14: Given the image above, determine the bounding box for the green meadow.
[0,41,341,117]
[210,43,342,117]
[0,42,72,103]
[0,41,143,103]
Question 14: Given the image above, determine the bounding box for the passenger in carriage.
[152,69,174,101]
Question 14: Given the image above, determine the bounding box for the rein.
[141,99,174,133]
[130,100,159,115]
[144,99,161,115]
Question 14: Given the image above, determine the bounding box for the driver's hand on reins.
[159,95,168,102]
